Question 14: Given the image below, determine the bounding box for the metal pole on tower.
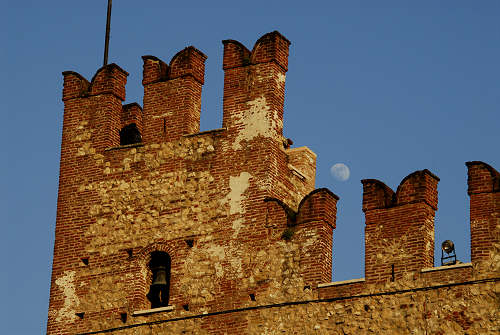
[103,0,112,66]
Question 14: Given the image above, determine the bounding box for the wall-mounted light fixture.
[441,240,457,266]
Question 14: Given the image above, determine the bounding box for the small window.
[120,123,142,145]
[147,251,171,308]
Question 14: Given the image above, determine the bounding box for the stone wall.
[83,270,499,335]
[47,32,499,334]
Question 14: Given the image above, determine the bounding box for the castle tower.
[47,31,337,334]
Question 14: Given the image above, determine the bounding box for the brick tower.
[47,31,338,334]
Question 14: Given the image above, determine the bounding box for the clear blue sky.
[3,1,499,333]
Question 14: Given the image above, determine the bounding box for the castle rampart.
[48,32,499,335]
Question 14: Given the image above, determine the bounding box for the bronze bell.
[151,264,168,286]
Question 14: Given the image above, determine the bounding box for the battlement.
[466,160,500,194]
[60,31,291,151]
[265,188,339,285]
[62,64,128,101]
[141,47,206,143]
[222,31,290,71]
[142,47,206,85]
[466,161,500,265]
[296,188,338,228]
[362,169,439,212]
[362,170,439,283]
[359,163,498,285]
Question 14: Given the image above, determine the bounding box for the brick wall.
[362,170,439,283]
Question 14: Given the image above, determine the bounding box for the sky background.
[3,1,500,333]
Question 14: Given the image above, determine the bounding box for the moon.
[330,163,350,181]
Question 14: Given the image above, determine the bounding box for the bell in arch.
[147,252,171,308]
[151,264,168,286]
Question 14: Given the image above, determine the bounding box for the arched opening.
[147,251,171,308]
[119,123,142,145]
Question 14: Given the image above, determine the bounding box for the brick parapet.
[317,279,366,299]
[466,161,500,265]
[141,47,206,144]
[466,161,500,195]
[420,263,473,283]
[62,64,128,102]
[296,188,339,229]
[362,170,438,284]
[222,31,290,71]
[141,56,168,85]
[362,169,439,212]
[264,189,338,287]
[142,47,207,85]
